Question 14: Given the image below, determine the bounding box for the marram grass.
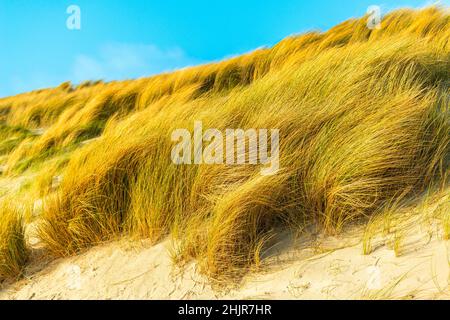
[0,7,448,280]
[0,201,28,281]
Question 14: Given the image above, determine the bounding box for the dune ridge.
[0,7,448,285]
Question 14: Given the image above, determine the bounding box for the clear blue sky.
[0,0,446,97]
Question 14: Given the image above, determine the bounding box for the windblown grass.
[0,201,28,281]
[0,123,33,157]
[0,7,448,280]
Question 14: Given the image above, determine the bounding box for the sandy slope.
[1,220,448,300]
[0,176,448,300]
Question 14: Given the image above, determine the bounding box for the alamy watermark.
[367,5,382,30]
[66,5,81,30]
[366,265,382,290]
[65,264,83,290]
[171,121,280,176]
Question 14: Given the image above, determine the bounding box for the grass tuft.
[0,201,28,281]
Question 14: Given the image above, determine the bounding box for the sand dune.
[2,206,448,300]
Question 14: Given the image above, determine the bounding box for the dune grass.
[437,200,450,240]
[0,201,28,281]
[0,7,448,280]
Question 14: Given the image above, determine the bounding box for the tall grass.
[0,7,448,280]
[0,201,28,281]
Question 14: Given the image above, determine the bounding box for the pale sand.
[0,178,448,300]
[0,220,448,300]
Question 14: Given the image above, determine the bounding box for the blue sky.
[0,0,446,97]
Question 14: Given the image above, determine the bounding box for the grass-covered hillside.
[0,7,448,282]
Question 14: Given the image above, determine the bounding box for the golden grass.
[443,215,450,240]
[0,7,448,280]
[0,201,28,281]
[437,200,450,240]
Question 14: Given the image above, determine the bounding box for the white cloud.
[71,43,202,83]
[0,43,201,98]
[7,74,61,96]
[72,55,105,81]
